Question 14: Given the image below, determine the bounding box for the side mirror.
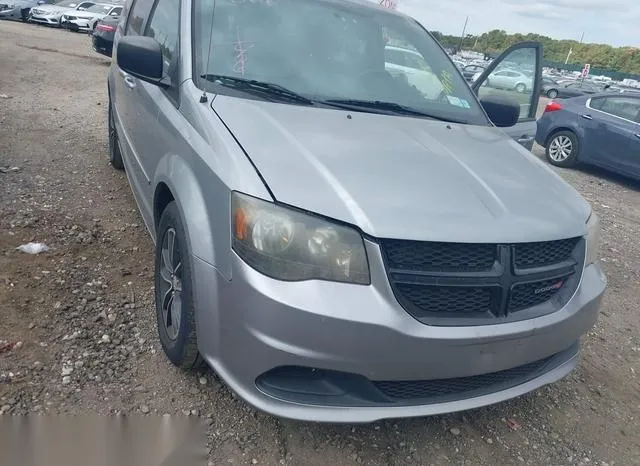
[117,36,167,87]
[480,95,520,128]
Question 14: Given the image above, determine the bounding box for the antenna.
[200,0,217,104]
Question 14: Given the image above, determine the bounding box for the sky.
[388,0,640,48]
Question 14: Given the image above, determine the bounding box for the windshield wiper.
[320,99,465,123]
[201,74,314,105]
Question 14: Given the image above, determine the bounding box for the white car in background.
[485,69,534,93]
[384,45,443,99]
[29,0,94,26]
[61,2,121,32]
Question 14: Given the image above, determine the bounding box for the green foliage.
[430,29,640,80]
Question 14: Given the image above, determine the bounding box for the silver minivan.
[108,0,606,422]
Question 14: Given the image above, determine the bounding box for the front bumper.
[61,18,91,31]
[29,13,60,25]
[194,240,606,423]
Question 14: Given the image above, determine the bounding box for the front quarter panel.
[152,80,272,280]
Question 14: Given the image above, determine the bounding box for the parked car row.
[540,76,640,100]
[0,0,53,21]
[1,0,121,34]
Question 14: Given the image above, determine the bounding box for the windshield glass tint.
[193,0,487,125]
[86,3,111,12]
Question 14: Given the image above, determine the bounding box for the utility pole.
[565,33,583,65]
[458,16,469,54]
[565,48,573,64]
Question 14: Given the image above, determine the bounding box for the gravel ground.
[1,21,639,466]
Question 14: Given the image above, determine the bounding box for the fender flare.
[153,154,223,277]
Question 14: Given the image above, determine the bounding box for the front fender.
[154,155,228,279]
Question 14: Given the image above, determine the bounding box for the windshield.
[193,0,488,125]
[56,0,78,6]
[86,3,111,12]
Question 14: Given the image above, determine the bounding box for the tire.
[107,98,124,170]
[545,130,579,167]
[515,83,526,93]
[547,89,558,99]
[155,202,204,370]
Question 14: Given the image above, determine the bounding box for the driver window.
[478,47,536,121]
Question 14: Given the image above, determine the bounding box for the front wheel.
[515,83,527,93]
[546,130,579,167]
[155,202,204,370]
[547,89,558,99]
[108,99,124,170]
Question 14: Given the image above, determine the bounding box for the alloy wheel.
[548,135,573,162]
[158,228,183,341]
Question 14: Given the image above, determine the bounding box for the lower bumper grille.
[381,237,584,325]
[374,352,556,400]
[256,342,580,407]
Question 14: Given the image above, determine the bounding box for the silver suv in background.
[108,0,606,422]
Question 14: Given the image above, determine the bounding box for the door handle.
[581,114,593,120]
[123,76,136,89]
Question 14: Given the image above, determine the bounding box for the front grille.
[396,284,492,315]
[509,277,569,312]
[381,237,584,325]
[374,353,555,400]
[515,237,580,269]
[384,240,496,272]
[65,15,77,20]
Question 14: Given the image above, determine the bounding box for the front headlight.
[585,211,600,266]
[231,192,370,284]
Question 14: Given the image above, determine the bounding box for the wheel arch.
[152,156,227,278]
[544,127,578,148]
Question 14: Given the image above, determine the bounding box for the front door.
[472,42,543,151]
[112,0,157,225]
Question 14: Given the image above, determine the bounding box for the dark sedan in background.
[554,80,611,99]
[541,77,560,99]
[91,14,118,57]
[536,93,640,179]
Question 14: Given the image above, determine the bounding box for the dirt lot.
[1,20,639,466]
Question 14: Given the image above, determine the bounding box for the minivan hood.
[212,96,590,243]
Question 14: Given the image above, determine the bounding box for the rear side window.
[589,97,605,110]
[125,0,154,35]
[597,97,640,121]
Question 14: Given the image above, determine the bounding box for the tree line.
[430,29,640,79]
